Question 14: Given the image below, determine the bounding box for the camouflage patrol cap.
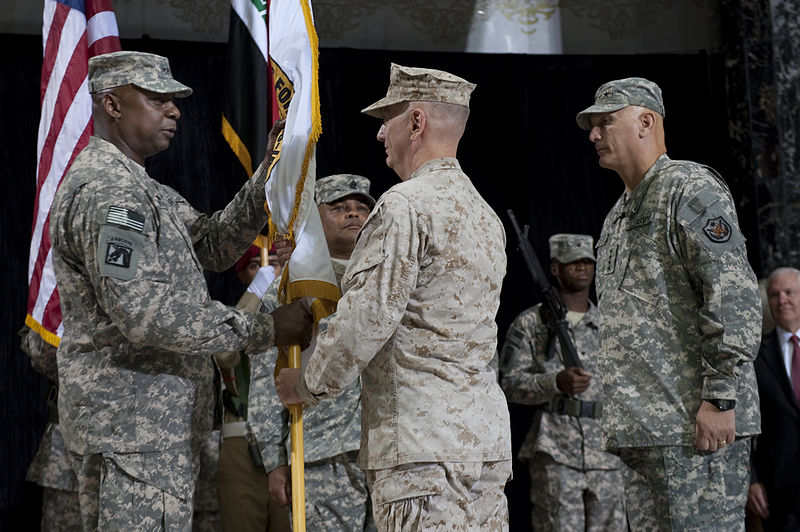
[549,233,595,263]
[576,77,664,130]
[315,174,375,207]
[361,63,476,118]
[88,51,193,97]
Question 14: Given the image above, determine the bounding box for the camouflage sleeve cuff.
[296,371,321,408]
[244,311,275,355]
[701,377,738,401]
[235,291,261,313]
[260,442,288,473]
[544,371,560,397]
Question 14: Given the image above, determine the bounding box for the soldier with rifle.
[500,230,626,532]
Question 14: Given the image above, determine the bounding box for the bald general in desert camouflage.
[276,63,512,529]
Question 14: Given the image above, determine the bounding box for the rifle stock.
[506,210,583,370]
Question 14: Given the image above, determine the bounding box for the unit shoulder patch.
[703,216,732,243]
[97,225,146,281]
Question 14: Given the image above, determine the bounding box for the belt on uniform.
[221,421,247,439]
[545,396,602,418]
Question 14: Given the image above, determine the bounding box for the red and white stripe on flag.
[26,0,120,347]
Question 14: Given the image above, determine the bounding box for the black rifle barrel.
[506,210,583,370]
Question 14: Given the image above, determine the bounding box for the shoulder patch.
[702,216,732,243]
[106,206,145,233]
[500,327,526,360]
[105,239,134,267]
[97,225,146,281]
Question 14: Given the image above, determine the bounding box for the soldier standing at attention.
[576,77,761,531]
[249,174,377,531]
[275,63,512,529]
[49,51,311,530]
[500,233,626,531]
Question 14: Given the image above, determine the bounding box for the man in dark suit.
[748,267,800,531]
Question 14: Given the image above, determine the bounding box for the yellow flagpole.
[288,344,306,531]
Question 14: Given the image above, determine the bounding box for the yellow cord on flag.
[300,0,321,143]
[283,0,321,244]
[288,344,306,532]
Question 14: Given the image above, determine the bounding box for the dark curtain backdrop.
[1,33,747,530]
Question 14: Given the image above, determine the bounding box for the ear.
[550,260,559,277]
[101,93,122,119]
[639,110,656,137]
[410,107,426,139]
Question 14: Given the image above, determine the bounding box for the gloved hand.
[246,266,277,298]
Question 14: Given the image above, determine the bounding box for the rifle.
[506,210,583,370]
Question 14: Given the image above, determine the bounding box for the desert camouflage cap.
[89,51,193,97]
[361,63,476,118]
[315,174,375,207]
[576,77,664,130]
[549,233,595,263]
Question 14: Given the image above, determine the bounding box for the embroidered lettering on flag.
[106,206,145,232]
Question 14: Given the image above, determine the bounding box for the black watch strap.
[707,398,736,411]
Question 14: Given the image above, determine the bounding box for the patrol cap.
[549,233,595,263]
[315,174,375,207]
[88,51,193,97]
[361,63,476,118]
[576,77,664,130]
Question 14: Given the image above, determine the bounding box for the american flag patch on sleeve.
[106,206,145,232]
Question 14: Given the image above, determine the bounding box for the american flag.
[26,0,120,346]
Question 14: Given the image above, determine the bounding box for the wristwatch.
[706,398,736,411]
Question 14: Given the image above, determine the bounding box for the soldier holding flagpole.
[49,50,312,530]
[275,63,513,530]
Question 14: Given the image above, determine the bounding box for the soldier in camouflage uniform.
[275,64,512,530]
[499,234,626,531]
[19,326,81,532]
[248,174,377,531]
[576,77,761,531]
[49,51,311,531]
[215,246,289,532]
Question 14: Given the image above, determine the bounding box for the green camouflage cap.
[576,77,664,130]
[549,233,595,263]
[89,51,192,97]
[315,174,375,207]
[362,63,476,118]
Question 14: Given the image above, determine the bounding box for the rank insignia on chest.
[703,217,732,243]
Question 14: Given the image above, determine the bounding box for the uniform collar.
[582,301,600,327]
[408,157,461,180]
[90,135,148,174]
[623,153,671,216]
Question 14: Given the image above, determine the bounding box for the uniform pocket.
[370,463,445,506]
[620,222,668,307]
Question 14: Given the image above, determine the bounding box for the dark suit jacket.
[753,332,800,525]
